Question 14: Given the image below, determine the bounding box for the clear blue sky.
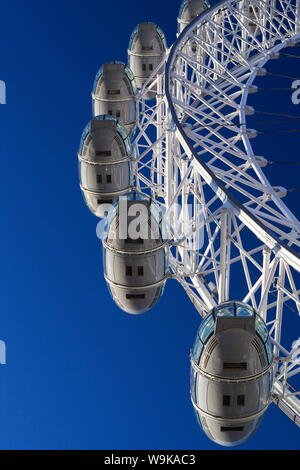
[0,0,299,450]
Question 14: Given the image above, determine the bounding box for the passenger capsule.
[128,23,167,99]
[242,3,262,36]
[103,192,167,314]
[78,116,132,218]
[177,0,210,34]
[191,301,274,447]
[92,62,137,135]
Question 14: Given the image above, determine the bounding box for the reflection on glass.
[255,315,269,343]
[236,303,253,317]
[199,314,214,343]
[215,302,235,317]
[265,339,273,364]
[192,335,203,363]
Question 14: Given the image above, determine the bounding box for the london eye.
[78,0,300,446]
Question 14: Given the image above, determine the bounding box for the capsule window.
[223,362,247,370]
[126,293,145,299]
[199,315,214,343]
[97,174,102,184]
[108,110,113,115]
[237,395,245,406]
[107,90,120,95]
[192,335,203,364]
[223,395,231,406]
[149,64,153,71]
[137,266,144,276]
[116,110,121,118]
[96,150,111,157]
[126,266,133,276]
[142,64,147,71]
[106,175,112,184]
[142,46,153,51]
[221,426,244,432]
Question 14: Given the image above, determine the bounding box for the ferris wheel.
[78,0,300,447]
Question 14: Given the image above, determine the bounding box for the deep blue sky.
[0,0,299,450]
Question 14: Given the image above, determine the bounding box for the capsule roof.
[128,22,167,51]
[78,115,132,158]
[105,191,163,221]
[178,0,210,20]
[92,61,137,95]
[177,0,210,33]
[104,192,165,253]
[193,301,273,367]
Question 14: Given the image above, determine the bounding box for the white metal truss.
[132,0,300,428]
